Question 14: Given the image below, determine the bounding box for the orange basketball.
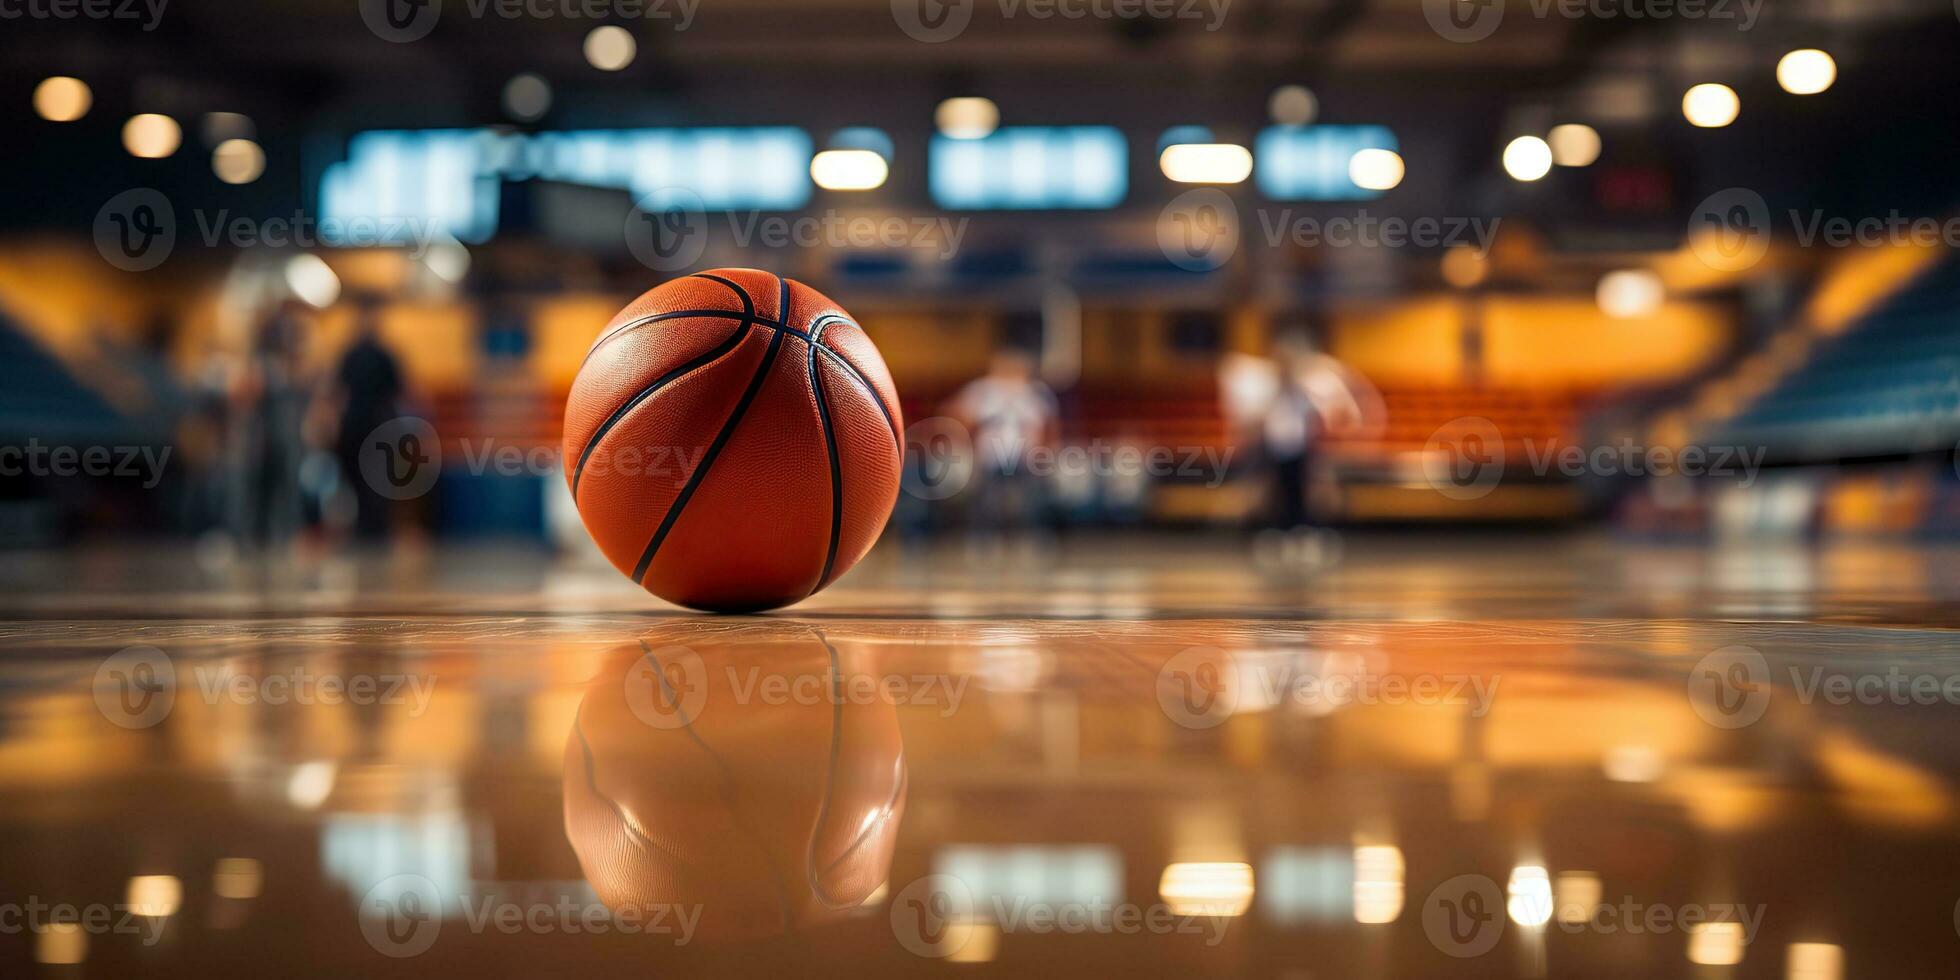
[563,270,903,612]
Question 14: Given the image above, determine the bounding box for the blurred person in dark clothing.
[327,295,406,540]
[229,301,311,547]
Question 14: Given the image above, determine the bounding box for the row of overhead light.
[799,88,1408,193]
[31,25,648,185]
[1501,49,1839,182]
[32,76,266,184]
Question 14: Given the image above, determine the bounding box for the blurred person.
[946,348,1059,545]
[1222,331,1381,531]
[226,301,312,548]
[323,294,407,541]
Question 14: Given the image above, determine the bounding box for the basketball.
[562,270,903,612]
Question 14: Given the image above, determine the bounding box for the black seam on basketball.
[814,343,902,450]
[808,318,844,592]
[572,321,752,498]
[630,327,787,584]
[691,272,756,317]
[777,274,790,325]
[581,310,807,371]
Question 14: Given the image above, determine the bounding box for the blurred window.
[1254,125,1398,201]
[321,127,814,242]
[929,127,1127,209]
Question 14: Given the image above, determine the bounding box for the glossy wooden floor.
[2,532,1957,978]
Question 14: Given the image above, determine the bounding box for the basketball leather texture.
[564,270,903,612]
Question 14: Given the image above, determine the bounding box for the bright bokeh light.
[33,77,91,122]
[1787,942,1843,980]
[1441,245,1487,288]
[935,97,999,140]
[1160,143,1253,184]
[1597,269,1664,318]
[1683,83,1740,128]
[1548,123,1601,167]
[34,924,85,965]
[1777,49,1837,95]
[425,239,472,282]
[584,26,636,71]
[126,875,183,918]
[284,256,341,310]
[1347,148,1405,191]
[1506,865,1553,927]
[1502,136,1553,181]
[212,139,266,184]
[1687,921,1746,966]
[1553,871,1601,924]
[123,114,182,159]
[811,149,889,190]
[503,72,552,121]
[1268,85,1317,126]
[1158,862,1255,917]
[1352,845,1405,924]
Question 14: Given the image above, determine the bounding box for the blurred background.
[5,0,1960,563]
[8,6,1960,977]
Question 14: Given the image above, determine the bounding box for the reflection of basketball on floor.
[563,635,906,941]
[563,269,904,612]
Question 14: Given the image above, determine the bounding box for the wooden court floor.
[0,532,1956,977]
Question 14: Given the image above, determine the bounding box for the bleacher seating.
[1709,253,1960,461]
[0,314,132,443]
